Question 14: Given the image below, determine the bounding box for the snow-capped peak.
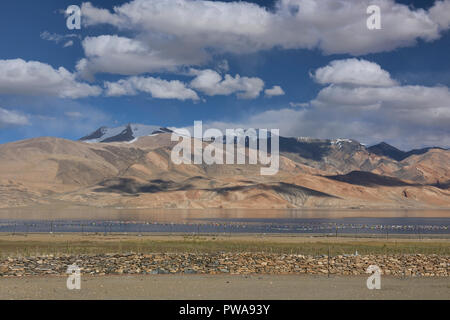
[79,123,172,143]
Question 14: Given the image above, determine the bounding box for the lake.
[0,207,448,235]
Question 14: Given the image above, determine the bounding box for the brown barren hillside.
[0,135,449,209]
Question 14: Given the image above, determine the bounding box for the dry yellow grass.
[0,233,448,257]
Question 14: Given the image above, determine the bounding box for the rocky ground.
[1,253,448,277]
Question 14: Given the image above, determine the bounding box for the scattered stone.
[184,269,197,274]
[0,253,447,278]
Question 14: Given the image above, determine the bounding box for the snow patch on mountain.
[80,123,171,143]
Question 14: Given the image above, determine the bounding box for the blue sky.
[0,0,449,149]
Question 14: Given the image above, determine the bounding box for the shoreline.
[1,232,450,240]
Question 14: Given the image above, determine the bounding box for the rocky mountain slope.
[0,132,450,208]
[368,142,444,161]
[0,127,448,209]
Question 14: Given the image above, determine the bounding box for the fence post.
[327,246,330,278]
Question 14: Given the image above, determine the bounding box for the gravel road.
[0,275,448,300]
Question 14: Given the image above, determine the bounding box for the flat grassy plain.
[0,233,448,257]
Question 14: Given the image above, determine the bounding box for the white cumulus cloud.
[310,60,450,128]
[429,0,450,30]
[104,76,199,101]
[204,59,450,149]
[0,59,102,99]
[190,69,264,99]
[77,34,207,79]
[312,59,398,87]
[0,107,29,127]
[77,0,450,77]
[265,85,285,97]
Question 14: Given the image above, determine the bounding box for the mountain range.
[79,124,174,143]
[0,123,448,209]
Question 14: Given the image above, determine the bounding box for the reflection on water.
[0,206,448,235]
[0,206,449,221]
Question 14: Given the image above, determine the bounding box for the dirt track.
[0,275,448,300]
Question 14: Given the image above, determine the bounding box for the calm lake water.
[0,207,448,235]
